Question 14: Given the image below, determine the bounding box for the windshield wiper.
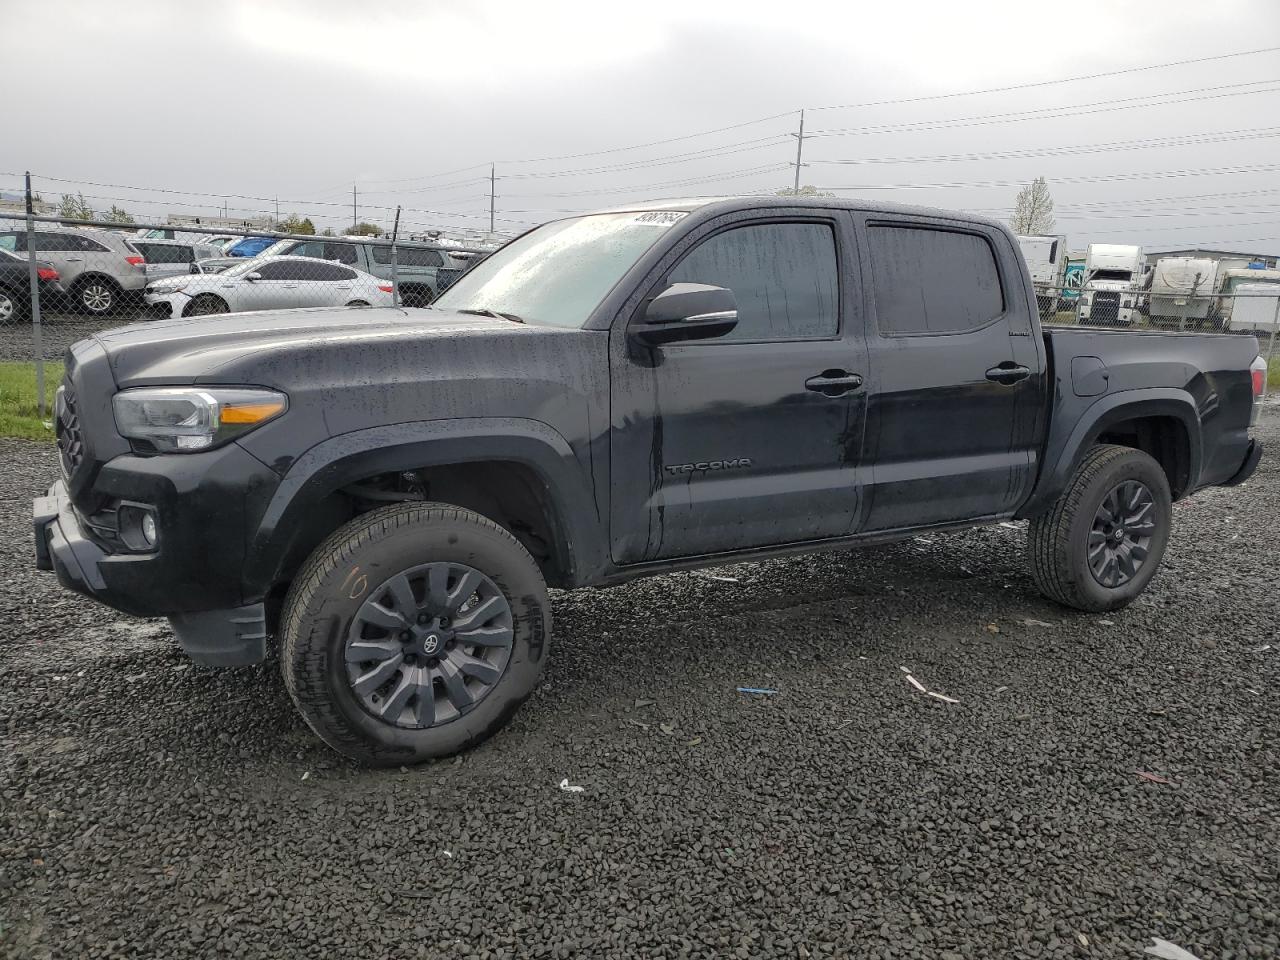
[457,307,525,324]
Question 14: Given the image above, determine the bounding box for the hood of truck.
[93,306,524,385]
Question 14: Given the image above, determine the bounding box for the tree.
[320,227,335,237]
[349,222,383,237]
[1009,177,1056,234]
[276,214,316,235]
[102,205,134,224]
[776,185,836,198]
[58,192,94,221]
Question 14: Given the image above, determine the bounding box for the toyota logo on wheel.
[422,635,440,655]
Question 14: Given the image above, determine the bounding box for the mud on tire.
[280,502,551,766]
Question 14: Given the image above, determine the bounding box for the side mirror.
[631,282,738,346]
[244,271,262,282]
[189,262,201,275]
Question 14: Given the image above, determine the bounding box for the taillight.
[37,267,58,281]
[125,255,146,268]
[1251,356,1267,397]
[378,285,393,293]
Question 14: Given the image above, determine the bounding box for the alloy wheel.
[344,562,515,729]
[80,283,113,313]
[1087,480,1157,588]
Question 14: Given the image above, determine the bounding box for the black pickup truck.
[34,198,1267,765]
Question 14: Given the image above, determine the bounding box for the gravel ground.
[1,413,1277,960]
[0,316,122,362]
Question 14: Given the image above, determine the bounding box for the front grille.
[1092,292,1121,324]
[55,380,85,478]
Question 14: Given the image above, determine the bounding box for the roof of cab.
[585,195,1007,232]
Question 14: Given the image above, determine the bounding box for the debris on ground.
[300,772,310,781]
[692,572,739,583]
[985,623,1001,634]
[1136,771,1172,785]
[993,685,1010,694]
[659,723,675,736]
[903,672,959,704]
[905,675,927,693]
[1020,618,1055,628]
[736,686,778,695]
[685,737,702,747]
[927,691,960,704]
[1143,938,1204,960]
[633,697,657,709]
[558,778,585,793]
[1076,932,1089,947]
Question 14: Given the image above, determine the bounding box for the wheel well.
[275,460,570,599]
[72,272,121,291]
[182,292,228,316]
[1094,415,1191,498]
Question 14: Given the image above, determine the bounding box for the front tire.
[1028,444,1172,612]
[280,503,551,766]
[183,293,229,317]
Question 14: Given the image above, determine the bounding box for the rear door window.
[867,225,1004,336]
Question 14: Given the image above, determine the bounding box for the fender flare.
[242,417,603,594]
[1018,388,1203,518]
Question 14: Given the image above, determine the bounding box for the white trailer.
[1080,243,1144,327]
[1148,256,1219,327]
[1016,234,1067,312]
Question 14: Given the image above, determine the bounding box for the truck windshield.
[1089,269,1132,282]
[433,212,685,328]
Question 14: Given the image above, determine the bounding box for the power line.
[814,162,1280,193]
[806,127,1280,167]
[805,79,1280,140]
[808,44,1280,111]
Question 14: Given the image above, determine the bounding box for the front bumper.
[33,440,282,665]
[142,292,188,320]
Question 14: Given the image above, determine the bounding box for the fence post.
[24,172,45,419]
[390,205,401,308]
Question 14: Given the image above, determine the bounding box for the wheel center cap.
[1113,528,1125,542]
[421,633,441,655]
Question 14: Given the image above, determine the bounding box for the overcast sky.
[5,0,1280,250]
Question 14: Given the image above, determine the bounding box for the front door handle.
[986,362,1030,385]
[805,370,864,397]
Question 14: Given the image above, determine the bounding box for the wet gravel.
[2,413,1278,960]
[0,316,121,362]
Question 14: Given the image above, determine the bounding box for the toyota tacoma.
[34,198,1267,765]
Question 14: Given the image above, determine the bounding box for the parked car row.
[0,223,487,322]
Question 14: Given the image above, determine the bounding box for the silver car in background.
[143,255,396,318]
[0,226,147,314]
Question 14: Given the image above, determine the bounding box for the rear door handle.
[986,362,1030,385]
[805,370,864,397]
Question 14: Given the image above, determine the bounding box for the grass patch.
[1269,358,1280,392]
[0,361,62,441]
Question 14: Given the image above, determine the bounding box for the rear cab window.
[866,223,1005,336]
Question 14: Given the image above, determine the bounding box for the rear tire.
[72,275,120,316]
[280,502,551,766]
[1028,444,1172,612]
[183,294,229,317]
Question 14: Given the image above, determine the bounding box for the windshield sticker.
[633,211,687,226]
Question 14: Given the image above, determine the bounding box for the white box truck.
[1080,243,1144,327]
[1016,234,1068,315]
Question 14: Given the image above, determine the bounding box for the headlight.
[112,387,287,453]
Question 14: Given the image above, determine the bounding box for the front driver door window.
[609,218,870,563]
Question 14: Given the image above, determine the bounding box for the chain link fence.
[0,211,491,363]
